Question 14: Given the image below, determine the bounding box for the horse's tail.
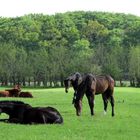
[105,75,115,97]
[106,75,115,86]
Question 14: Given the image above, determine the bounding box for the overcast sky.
[0,0,140,17]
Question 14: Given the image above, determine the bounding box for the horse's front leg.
[86,92,95,116]
[72,91,77,104]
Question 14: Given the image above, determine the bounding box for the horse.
[5,89,21,97]
[0,91,10,97]
[64,73,115,117]
[13,84,21,91]
[0,84,21,97]
[19,92,33,98]
[0,100,31,123]
[0,100,63,124]
[23,106,63,124]
[64,72,82,103]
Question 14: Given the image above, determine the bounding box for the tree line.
[0,11,140,87]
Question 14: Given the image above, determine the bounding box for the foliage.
[0,11,140,87]
[129,46,140,86]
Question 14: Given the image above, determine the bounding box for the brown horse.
[64,72,81,93]
[13,84,21,90]
[64,72,82,103]
[5,89,20,97]
[19,92,33,98]
[64,73,115,117]
[0,91,10,97]
[0,84,21,97]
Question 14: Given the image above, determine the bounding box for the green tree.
[0,42,16,85]
[129,46,140,87]
[55,14,80,46]
[82,20,109,48]
[14,47,28,85]
[28,48,49,87]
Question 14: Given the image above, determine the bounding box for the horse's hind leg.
[104,90,115,117]
[102,94,108,115]
[110,95,115,117]
[105,89,115,117]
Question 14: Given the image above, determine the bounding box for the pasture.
[0,87,140,140]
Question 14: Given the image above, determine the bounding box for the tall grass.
[0,87,140,140]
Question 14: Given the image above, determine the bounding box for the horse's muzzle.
[76,112,81,116]
[65,89,68,93]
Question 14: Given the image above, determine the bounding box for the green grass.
[0,87,140,140]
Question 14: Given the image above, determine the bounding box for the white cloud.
[0,0,140,17]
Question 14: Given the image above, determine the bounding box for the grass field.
[0,87,140,140]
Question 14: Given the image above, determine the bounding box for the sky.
[0,0,140,17]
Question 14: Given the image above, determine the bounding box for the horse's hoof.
[112,114,115,117]
[76,112,81,116]
[104,111,107,115]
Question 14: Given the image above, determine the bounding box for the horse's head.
[64,72,82,93]
[64,78,71,93]
[14,84,21,90]
[74,99,82,116]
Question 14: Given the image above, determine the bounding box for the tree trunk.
[120,79,123,87]
[130,78,135,87]
[28,77,31,87]
[12,76,16,86]
[22,77,26,86]
[60,73,64,87]
[136,77,140,87]
[34,77,36,87]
